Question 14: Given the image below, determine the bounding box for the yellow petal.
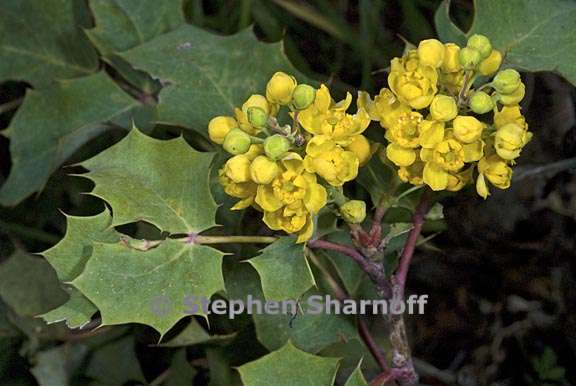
[386,143,416,167]
[255,185,283,212]
[463,140,485,162]
[476,174,489,199]
[423,162,449,191]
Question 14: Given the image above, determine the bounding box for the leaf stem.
[185,235,278,245]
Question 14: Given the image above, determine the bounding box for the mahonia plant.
[360,34,531,198]
[209,72,372,242]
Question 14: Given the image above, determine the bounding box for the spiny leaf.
[248,237,315,301]
[433,0,466,46]
[237,341,340,386]
[43,209,120,282]
[80,129,218,234]
[86,0,185,92]
[159,317,236,347]
[72,239,225,336]
[0,0,98,86]
[121,25,309,136]
[435,0,576,85]
[40,289,97,329]
[0,72,140,206]
[0,251,68,317]
[166,349,197,386]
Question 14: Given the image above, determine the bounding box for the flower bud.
[208,116,238,144]
[452,115,484,144]
[492,69,521,94]
[242,94,269,116]
[430,94,458,122]
[292,84,316,110]
[417,39,445,68]
[498,83,525,105]
[478,50,502,76]
[458,47,481,70]
[223,128,252,155]
[247,107,268,128]
[224,154,251,183]
[467,34,492,59]
[266,72,297,105]
[250,155,280,184]
[339,200,367,224]
[264,134,291,160]
[469,91,494,114]
[441,43,461,73]
[494,123,531,160]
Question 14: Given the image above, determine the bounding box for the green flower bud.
[458,47,482,70]
[223,128,252,155]
[498,83,525,105]
[264,134,291,160]
[292,84,316,110]
[339,200,366,224]
[469,91,494,114]
[492,69,521,94]
[247,106,268,128]
[467,34,492,59]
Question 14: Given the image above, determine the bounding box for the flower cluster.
[360,34,532,198]
[208,72,371,242]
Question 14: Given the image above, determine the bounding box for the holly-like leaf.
[80,129,218,234]
[86,0,185,92]
[166,349,197,386]
[0,251,68,317]
[43,210,120,282]
[253,291,358,353]
[159,317,236,347]
[72,239,225,336]
[237,341,340,386]
[31,344,88,386]
[0,0,98,86]
[0,72,140,206]
[121,25,309,136]
[435,0,576,85]
[433,0,466,46]
[344,360,369,386]
[40,289,97,329]
[248,237,315,301]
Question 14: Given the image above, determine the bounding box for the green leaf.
[43,210,120,282]
[159,317,236,347]
[31,344,88,386]
[248,237,315,301]
[0,251,68,317]
[121,25,309,136]
[237,341,340,386]
[72,239,225,336]
[80,129,218,234]
[433,0,466,46]
[166,349,197,386]
[345,360,369,386]
[0,0,99,86]
[86,335,145,386]
[86,0,185,92]
[253,291,358,354]
[357,154,396,206]
[40,289,97,329]
[435,0,576,85]
[0,72,140,206]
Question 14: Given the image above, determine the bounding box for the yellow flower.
[339,200,367,224]
[345,135,372,166]
[432,138,465,172]
[494,105,527,130]
[242,94,270,116]
[423,162,449,191]
[446,167,473,192]
[418,119,445,148]
[208,116,238,144]
[266,72,297,105]
[452,115,484,144]
[440,70,465,95]
[386,143,416,167]
[357,88,411,129]
[478,50,502,76]
[476,155,512,198]
[494,123,532,160]
[430,94,458,122]
[417,39,445,68]
[218,169,257,210]
[224,154,252,183]
[250,155,280,184]
[387,111,423,148]
[304,136,359,186]
[234,107,259,135]
[388,50,438,109]
[441,43,461,73]
[499,83,525,106]
[462,140,485,162]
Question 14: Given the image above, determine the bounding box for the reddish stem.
[394,190,431,294]
[358,319,389,372]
